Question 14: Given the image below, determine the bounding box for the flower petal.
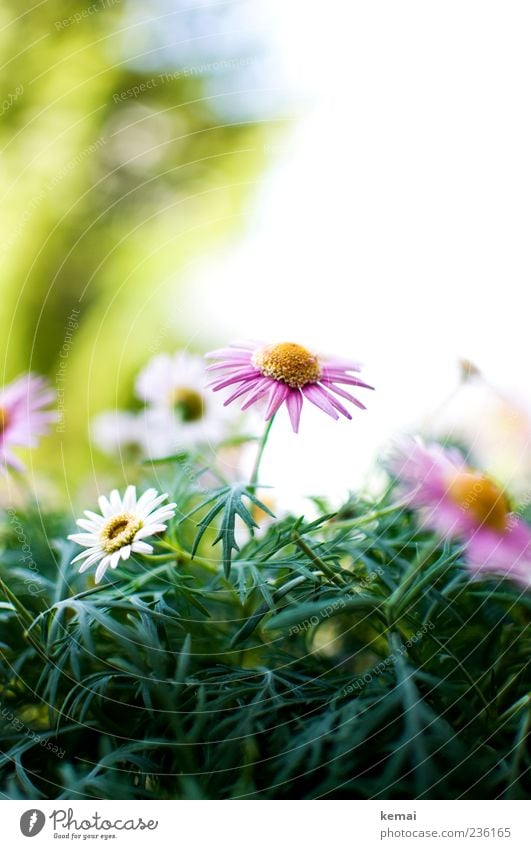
[323,381,367,410]
[301,384,339,420]
[123,485,137,511]
[78,551,105,573]
[286,389,303,433]
[95,556,111,583]
[98,495,113,518]
[72,546,101,564]
[131,540,154,555]
[265,382,290,420]
[68,533,98,547]
[135,488,160,515]
[109,489,122,512]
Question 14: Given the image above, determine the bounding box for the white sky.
[181,0,531,502]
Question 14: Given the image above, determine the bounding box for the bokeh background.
[2,0,531,506]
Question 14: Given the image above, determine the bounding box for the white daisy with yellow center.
[68,486,177,583]
[135,352,230,457]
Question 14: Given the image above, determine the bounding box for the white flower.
[135,352,230,452]
[91,411,144,456]
[68,486,177,583]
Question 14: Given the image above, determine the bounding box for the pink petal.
[205,344,257,359]
[286,389,303,433]
[265,382,290,420]
[223,382,257,406]
[210,370,261,391]
[465,518,531,587]
[321,372,374,390]
[316,384,352,419]
[323,381,367,410]
[301,384,339,420]
[322,357,362,372]
[241,377,276,411]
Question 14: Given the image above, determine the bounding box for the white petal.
[131,540,154,555]
[98,495,113,517]
[109,489,122,512]
[110,551,121,570]
[83,510,105,527]
[138,493,170,519]
[75,519,101,533]
[123,485,137,511]
[95,555,111,582]
[71,546,101,564]
[135,354,173,404]
[145,504,177,524]
[135,524,167,539]
[120,545,132,560]
[68,533,98,546]
[141,512,171,529]
[135,488,159,515]
[78,551,105,573]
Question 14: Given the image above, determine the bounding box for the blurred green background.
[0,0,278,489]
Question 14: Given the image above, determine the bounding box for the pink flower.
[0,374,56,472]
[391,437,531,589]
[206,341,373,433]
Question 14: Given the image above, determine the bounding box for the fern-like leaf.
[189,484,275,577]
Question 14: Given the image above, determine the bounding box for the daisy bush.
[0,347,529,801]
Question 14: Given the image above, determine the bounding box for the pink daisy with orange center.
[391,437,531,588]
[206,341,373,432]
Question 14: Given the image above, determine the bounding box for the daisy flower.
[206,341,373,433]
[427,375,531,500]
[135,352,230,450]
[0,374,56,473]
[68,486,177,583]
[391,437,531,588]
[91,411,144,457]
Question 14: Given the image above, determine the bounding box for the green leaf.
[263,593,381,632]
[190,484,275,578]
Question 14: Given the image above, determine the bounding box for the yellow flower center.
[446,471,510,533]
[253,343,322,388]
[0,406,10,434]
[100,512,142,554]
[170,387,205,422]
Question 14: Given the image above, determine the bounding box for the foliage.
[0,454,529,800]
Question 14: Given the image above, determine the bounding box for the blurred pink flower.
[0,374,56,473]
[206,341,373,433]
[425,365,531,498]
[391,437,531,588]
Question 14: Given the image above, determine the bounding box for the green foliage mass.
[0,451,529,800]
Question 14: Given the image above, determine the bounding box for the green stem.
[292,532,346,587]
[230,574,308,647]
[393,546,464,619]
[155,540,218,574]
[122,548,219,593]
[333,499,411,528]
[387,539,440,617]
[250,415,276,489]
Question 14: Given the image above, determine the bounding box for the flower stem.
[333,500,411,528]
[250,414,276,489]
[387,539,440,618]
[155,539,218,574]
[292,532,346,587]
